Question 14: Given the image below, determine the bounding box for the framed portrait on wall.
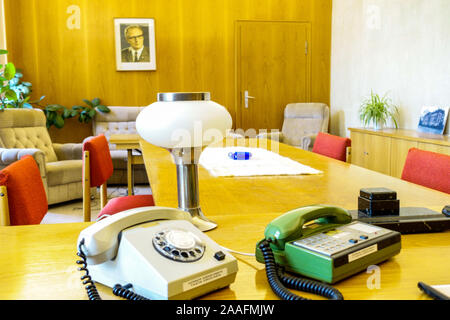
[114,18,156,71]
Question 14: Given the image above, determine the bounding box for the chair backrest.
[401,148,450,194]
[0,155,48,225]
[0,108,58,162]
[93,106,145,149]
[82,134,114,187]
[312,132,351,162]
[281,103,329,147]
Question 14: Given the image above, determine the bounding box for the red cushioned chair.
[312,132,352,162]
[401,148,450,194]
[82,134,155,222]
[0,155,48,226]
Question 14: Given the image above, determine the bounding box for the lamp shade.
[136,92,232,149]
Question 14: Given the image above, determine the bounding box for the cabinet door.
[350,131,391,175]
[365,134,391,175]
[390,138,418,178]
[350,131,366,167]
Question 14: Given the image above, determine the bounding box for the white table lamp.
[136,92,232,231]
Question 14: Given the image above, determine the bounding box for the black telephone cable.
[258,240,344,300]
[76,239,150,301]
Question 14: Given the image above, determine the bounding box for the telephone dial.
[76,206,238,300]
[255,205,402,300]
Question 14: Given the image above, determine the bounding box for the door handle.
[244,90,255,109]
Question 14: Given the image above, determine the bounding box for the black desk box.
[358,188,399,217]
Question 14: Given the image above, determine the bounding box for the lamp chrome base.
[181,207,217,232]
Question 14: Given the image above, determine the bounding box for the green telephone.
[255,205,401,300]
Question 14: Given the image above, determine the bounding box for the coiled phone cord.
[258,240,344,300]
[76,239,149,301]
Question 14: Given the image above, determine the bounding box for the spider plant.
[359,91,399,130]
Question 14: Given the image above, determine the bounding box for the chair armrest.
[257,131,284,142]
[53,143,83,160]
[0,148,46,171]
[301,133,318,151]
[0,148,48,195]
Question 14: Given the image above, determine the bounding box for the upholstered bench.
[92,106,148,185]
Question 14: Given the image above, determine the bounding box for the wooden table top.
[137,138,450,300]
[109,133,141,149]
[0,138,448,300]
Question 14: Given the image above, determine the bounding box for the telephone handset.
[77,206,238,300]
[256,205,401,300]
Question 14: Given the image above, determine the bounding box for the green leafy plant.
[0,49,19,108]
[1,49,45,109]
[359,91,399,130]
[43,98,110,129]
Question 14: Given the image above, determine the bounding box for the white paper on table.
[199,147,322,177]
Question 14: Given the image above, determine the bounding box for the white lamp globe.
[136,92,232,149]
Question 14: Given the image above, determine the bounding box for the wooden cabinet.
[349,128,450,178]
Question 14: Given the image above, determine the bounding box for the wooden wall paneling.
[4,0,332,143]
[0,0,8,64]
[4,0,39,90]
[153,0,182,95]
[310,0,332,106]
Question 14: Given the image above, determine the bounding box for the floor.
[41,185,152,224]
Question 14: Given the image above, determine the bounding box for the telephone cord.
[77,238,150,301]
[76,239,102,300]
[258,240,344,300]
[112,284,150,300]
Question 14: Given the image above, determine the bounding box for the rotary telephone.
[76,206,238,300]
[255,205,402,300]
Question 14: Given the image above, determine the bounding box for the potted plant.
[42,98,110,129]
[359,91,399,130]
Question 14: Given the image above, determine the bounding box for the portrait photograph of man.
[114,18,156,71]
[121,24,150,63]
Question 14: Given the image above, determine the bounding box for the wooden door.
[236,21,311,133]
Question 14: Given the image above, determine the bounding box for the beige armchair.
[0,108,83,205]
[92,106,148,185]
[258,103,329,150]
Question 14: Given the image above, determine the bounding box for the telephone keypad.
[292,222,388,256]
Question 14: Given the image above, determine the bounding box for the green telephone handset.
[263,205,352,250]
[256,204,401,300]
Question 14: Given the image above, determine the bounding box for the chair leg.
[0,186,10,226]
[346,146,352,163]
[100,183,107,209]
[82,151,91,222]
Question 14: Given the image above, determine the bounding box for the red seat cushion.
[401,148,450,194]
[83,134,114,187]
[97,195,155,220]
[0,155,48,225]
[312,132,351,162]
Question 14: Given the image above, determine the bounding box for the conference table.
[0,138,448,300]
